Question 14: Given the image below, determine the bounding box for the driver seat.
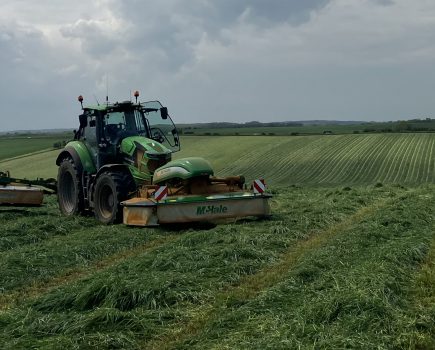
[105,124,120,142]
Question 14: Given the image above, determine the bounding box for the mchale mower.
[56,93,271,226]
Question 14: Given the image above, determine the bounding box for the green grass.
[0,149,59,178]
[0,185,434,349]
[3,134,435,186]
[179,134,435,186]
[0,136,69,161]
[0,134,434,349]
[173,188,435,349]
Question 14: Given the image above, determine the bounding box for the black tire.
[57,158,84,216]
[94,171,135,224]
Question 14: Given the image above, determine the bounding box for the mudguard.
[56,141,96,174]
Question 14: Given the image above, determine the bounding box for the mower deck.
[0,185,44,206]
[122,192,272,226]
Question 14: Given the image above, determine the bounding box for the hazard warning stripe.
[154,186,168,201]
[253,179,266,194]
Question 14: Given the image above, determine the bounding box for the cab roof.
[83,101,139,112]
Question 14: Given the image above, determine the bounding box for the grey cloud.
[90,0,332,71]
[1,0,435,131]
[373,0,395,6]
[60,20,120,58]
[204,0,331,26]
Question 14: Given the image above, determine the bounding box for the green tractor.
[56,94,271,226]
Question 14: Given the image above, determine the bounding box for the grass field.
[3,133,435,185]
[0,136,69,162]
[0,133,434,349]
[0,186,434,349]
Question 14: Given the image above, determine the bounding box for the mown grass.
[1,185,433,349]
[171,187,435,349]
[407,237,435,348]
[0,197,179,302]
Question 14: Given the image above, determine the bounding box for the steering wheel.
[151,129,165,144]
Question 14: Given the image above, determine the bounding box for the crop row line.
[418,135,432,182]
[296,135,353,184]
[376,134,410,182]
[346,134,389,183]
[363,135,400,183]
[388,134,426,182]
[268,137,327,181]
[265,136,332,183]
[389,134,415,183]
[280,135,350,184]
[393,134,418,183]
[404,135,425,183]
[318,135,370,184]
[217,137,292,179]
[321,134,378,184]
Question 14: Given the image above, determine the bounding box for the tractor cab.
[75,99,179,151]
[74,97,180,168]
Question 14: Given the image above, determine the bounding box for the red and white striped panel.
[154,186,168,201]
[253,179,266,194]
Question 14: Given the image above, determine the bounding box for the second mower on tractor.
[56,93,271,226]
[0,171,57,206]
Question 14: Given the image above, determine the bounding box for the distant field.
[180,119,435,136]
[180,134,435,186]
[0,135,69,161]
[0,150,59,179]
[2,134,435,186]
[211,134,435,185]
[182,124,359,135]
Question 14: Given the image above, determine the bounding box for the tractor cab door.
[82,111,100,166]
[142,101,180,152]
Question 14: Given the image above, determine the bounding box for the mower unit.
[122,191,271,226]
[56,93,271,225]
[0,171,57,206]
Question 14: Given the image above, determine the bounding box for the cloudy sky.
[1,0,435,131]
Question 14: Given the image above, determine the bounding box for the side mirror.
[160,107,168,120]
[79,114,88,128]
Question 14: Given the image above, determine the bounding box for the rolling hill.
[2,134,435,186]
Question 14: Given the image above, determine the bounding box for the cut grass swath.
[163,188,435,349]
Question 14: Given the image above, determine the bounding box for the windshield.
[103,108,148,142]
[142,101,180,152]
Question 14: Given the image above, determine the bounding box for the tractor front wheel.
[94,172,135,224]
[57,158,84,216]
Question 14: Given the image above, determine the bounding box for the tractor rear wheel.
[94,171,135,224]
[57,158,84,216]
